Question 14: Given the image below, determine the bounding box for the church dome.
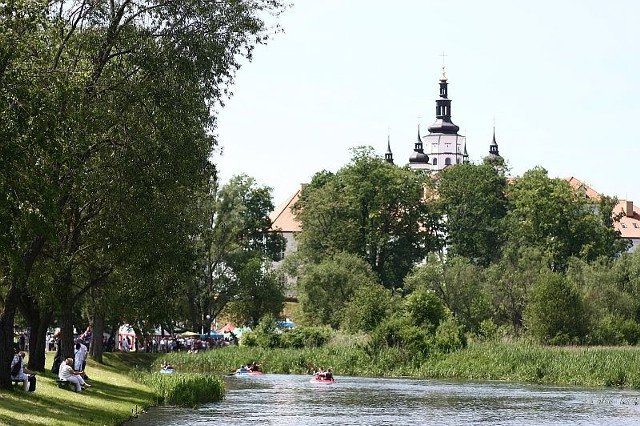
[409,150,429,164]
[428,119,460,134]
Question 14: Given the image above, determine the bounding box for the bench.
[56,379,72,389]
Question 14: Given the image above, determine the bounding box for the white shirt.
[74,343,88,370]
[59,363,74,380]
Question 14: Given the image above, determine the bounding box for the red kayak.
[310,376,335,384]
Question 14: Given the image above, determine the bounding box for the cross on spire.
[439,51,448,80]
[440,51,448,67]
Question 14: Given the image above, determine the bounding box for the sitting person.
[324,369,333,380]
[11,351,35,392]
[248,361,261,372]
[58,357,91,392]
[161,361,174,370]
[236,365,249,374]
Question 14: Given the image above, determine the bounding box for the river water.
[129,374,640,425]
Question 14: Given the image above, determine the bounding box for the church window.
[445,157,452,165]
[622,223,627,228]
[456,158,461,164]
[634,223,639,228]
[432,158,438,166]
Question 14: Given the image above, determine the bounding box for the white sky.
[216,0,640,207]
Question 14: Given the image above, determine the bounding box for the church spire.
[385,135,394,164]
[463,139,469,164]
[489,125,500,157]
[427,67,460,134]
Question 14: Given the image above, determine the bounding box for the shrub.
[242,325,333,349]
[141,372,225,408]
[434,316,467,353]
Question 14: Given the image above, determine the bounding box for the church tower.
[412,67,466,171]
[408,125,429,169]
[385,136,394,164]
[488,126,500,158]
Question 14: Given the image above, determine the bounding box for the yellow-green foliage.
[140,373,225,408]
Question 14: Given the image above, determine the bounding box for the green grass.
[5,341,640,425]
[0,352,158,426]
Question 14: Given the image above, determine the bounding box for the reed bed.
[136,372,225,408]
[160,342,640,389]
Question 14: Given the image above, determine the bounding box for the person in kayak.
[324,369,333,380]
[248,361,261,372]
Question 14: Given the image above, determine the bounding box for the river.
[128,374,640,425]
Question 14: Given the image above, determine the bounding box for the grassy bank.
[0,352,158,426]
[3,341,640,425]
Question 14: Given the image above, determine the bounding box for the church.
[384,66,501,171]
[269,67,640,267]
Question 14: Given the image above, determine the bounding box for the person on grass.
[59,357,91,392]
[11,351,36,392]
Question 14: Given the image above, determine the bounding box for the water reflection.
[129,374,640,425]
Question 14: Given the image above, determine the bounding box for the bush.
[369,314,433,363]
[141,372,225,408]
[524,272,587,344]
[434,316,467,353]
[404,288,447,331]
[242,325,333,349]
[589,315,640,345]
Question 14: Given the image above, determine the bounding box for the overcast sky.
[215,0,640,207]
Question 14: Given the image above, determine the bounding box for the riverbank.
[160,341,640,388]
[3,341,640,425]
[0,352,158,426]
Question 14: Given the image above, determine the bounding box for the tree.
[505,167,626,271]
[294,146,442,289]
[194,175,285,330]
[484,244,549,335]
[437,163,508,266]
[405,256,489,333]
[0,0,287,387]
[222,259,285,327]
[297,251,379,328]
[341,283,398,333]
[523,271,587,344]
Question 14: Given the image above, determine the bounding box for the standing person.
[11,351,36,392]
[122,336,130,352]
[59,358,90,392]
[74,340,88,373]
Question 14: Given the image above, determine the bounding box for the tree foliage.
[296,251,379,328]
[523,272,587,344]
[437,163,508,266]
[0,0,286,387]
[294,146,442,289]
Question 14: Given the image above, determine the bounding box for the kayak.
[310,376,335,384]
[159,368,174,374]
[234,370,263,376]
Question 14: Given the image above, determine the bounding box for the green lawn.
[0,352,158,426]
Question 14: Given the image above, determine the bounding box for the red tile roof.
[269,187,301,233]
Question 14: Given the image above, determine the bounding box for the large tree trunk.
[19,291,53,371]
[58,266,76,359]
[28,311,53,371]
[0,283,21,388]
[0,236,45,388]
[91,314,105,363]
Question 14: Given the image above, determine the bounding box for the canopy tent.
[179,331,199,337]
[201,331,224,339]
[219,323,236,333]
